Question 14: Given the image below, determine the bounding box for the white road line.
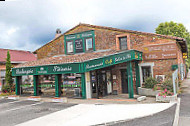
[0,102,44,113]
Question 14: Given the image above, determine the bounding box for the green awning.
[12,50,142,76]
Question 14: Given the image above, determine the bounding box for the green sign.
[64,30,95,54]
[12,50,142,76]
[12,63,81,76]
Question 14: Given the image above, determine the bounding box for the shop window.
[66,41,73,54]
[119,37,127,50]
[85,38,93,51]
[142,66,151,82]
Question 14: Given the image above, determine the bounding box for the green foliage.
[144,77,158,89]
[4,50,14,92]
[162,79,173,92]
[155,21,190,65]
[2,84,15,93]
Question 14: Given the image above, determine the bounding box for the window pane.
[75,39,83,53]
[0,70,5,77]
[67,41,73,53]
[86,38,93,51]
[142,66,151,82]
[119,37,127,50]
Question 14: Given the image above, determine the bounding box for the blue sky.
[0,0,190,51]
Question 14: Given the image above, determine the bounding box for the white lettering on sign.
[53,66,72,72]
[145,54,158,59]
[86,62,103,69]
[66,36,75,40]
[16,69,34,75]
[115,54,131,62]
[162,53,176,58]
[81,33,92,37]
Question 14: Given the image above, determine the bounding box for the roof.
[16,50,124,68]
[34,23,187,53]
[0,48,37,63]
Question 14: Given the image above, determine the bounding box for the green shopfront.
[12,50,142,99]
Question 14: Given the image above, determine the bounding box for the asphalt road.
[0,99,76,126]
[110,104,176,126]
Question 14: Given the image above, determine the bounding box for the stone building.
[12,23,187,99]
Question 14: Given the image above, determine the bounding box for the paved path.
[0,99,75,126]
[16,103,175,126]
[179,72,190,126]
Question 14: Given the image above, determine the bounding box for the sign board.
[75,39,83,53]
[12,50,142,76]
[143,43,177,60]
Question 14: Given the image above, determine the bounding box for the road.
[0,99,76,126]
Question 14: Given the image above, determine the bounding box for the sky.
[0,0,190,52]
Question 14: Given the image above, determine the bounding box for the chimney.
[55,28,61,38]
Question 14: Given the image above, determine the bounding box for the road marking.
[173,98,181,126]
[0,102,44,113]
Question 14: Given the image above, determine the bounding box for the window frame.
[85,37,94,51]
[66,40,74,54]
[139,62,154,86]
[119,37,127,50]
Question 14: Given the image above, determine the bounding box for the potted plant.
[138,77,160,96]
[156,79,177,102]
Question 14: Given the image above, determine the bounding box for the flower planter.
[138,87,160,97]
[156,94,177,102]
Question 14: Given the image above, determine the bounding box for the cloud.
[0,0,190,51]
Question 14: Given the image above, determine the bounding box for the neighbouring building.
[12,23,188,99]
[0,49,37,91]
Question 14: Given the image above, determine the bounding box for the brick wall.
[35,35,65,59]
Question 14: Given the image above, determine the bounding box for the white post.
[85,72,92,99]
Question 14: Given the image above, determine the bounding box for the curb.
[173,98,181,126]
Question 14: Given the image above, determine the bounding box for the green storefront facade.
[12,50,142,99]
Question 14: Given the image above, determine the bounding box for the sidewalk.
[178,71,190,126]
[16,102,175,126]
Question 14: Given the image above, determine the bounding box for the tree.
[2,50,14,92]
[155,21,190,65]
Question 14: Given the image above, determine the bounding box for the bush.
[2,84,15,93]
[162,79,173,92]
[144,77,158,89]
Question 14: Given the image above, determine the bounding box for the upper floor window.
[119,37,127,50]
[64,30,95,55]
[85,38,93,51]
[67,41,73,54]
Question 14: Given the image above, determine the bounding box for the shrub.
[158,88,174,97]
[144,77,158,89]
[2,84,15,93]
[162,79,173,92]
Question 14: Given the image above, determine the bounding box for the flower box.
[138,87,160,97]
[156,94,177,102]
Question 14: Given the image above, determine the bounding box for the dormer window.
[119,37,127,50]
[85,38,93,51]
[67,41,73,54]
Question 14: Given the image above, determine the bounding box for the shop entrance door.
[121,69,128,93]
[97,70,107,97]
